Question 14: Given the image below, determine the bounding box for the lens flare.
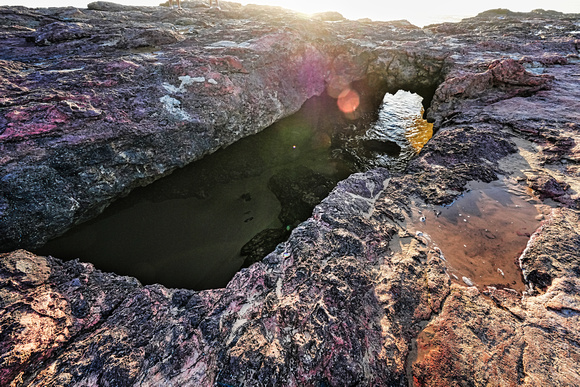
[337,88,360,116]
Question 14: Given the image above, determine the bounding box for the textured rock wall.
[0,2,445,251]
[0,3,579,386]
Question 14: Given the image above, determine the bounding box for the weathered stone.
[0,3,447,250]
[413,275,580,386]
[427,59,553,127]
[519,208,580,290]
[0,3,579,386]
[33,21,93,45]
[0,250,141,386]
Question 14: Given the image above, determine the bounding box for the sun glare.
[237,0,580,26]
[0,0,578,25]
[239,0,419,21]
[336,88,360,119]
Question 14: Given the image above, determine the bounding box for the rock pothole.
[35,85,435,289]
[408,179,543,293]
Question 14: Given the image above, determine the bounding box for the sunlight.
[237,0,580,26]
[1,0,578,26]
[241,0,415,19]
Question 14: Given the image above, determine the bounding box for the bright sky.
[1,0,579,26]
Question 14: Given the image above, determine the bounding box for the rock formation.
[0,2,579,385]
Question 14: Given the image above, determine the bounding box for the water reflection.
[343,90,433,171]
[36,88,433,290]
[413,180,541,292]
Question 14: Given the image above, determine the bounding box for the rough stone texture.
[0,250,141,385]
[0,3,579,386]
[413,210,580,386]
[0,1,445,250]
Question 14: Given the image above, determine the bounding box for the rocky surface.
[0,0,444,250]
[1,2,580,386]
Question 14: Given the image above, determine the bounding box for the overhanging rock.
[1,3,579,385]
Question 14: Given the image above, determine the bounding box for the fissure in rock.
[35,83,435,290]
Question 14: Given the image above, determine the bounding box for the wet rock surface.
[0,3,580,386]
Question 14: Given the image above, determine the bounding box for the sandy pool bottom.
[411,180,543,293]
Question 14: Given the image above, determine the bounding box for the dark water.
[36,89,433,290]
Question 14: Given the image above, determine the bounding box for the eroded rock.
[0,3,446,251]
[0,3,579,386]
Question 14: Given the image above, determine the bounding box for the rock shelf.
[0,3,579,385]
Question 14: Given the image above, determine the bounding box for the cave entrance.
[35,81,435,290]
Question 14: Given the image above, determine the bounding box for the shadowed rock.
[268,165,338,227]
[0,2,580,385]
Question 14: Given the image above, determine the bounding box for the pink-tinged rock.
[0,4,450,250]
[0,250,141,385]
[488,58,552,87]
[0,4,579,386]
[1,123,60,140]
[413,207,580,385]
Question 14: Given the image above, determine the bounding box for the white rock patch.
[159,95,192,121]
[162,75,206,94]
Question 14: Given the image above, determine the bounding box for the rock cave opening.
[34,81,436,290]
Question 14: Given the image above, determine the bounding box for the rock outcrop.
[0,1,444,250]
[1,3,579,386]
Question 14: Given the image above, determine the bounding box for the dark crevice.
[517,337,527,384]
[34,77,442,290]
[362,139,402,156]
[492,301,526,323]
[546,306,580,317]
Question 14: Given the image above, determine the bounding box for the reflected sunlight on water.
[405,106,433,152]
[359,90,433,170]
